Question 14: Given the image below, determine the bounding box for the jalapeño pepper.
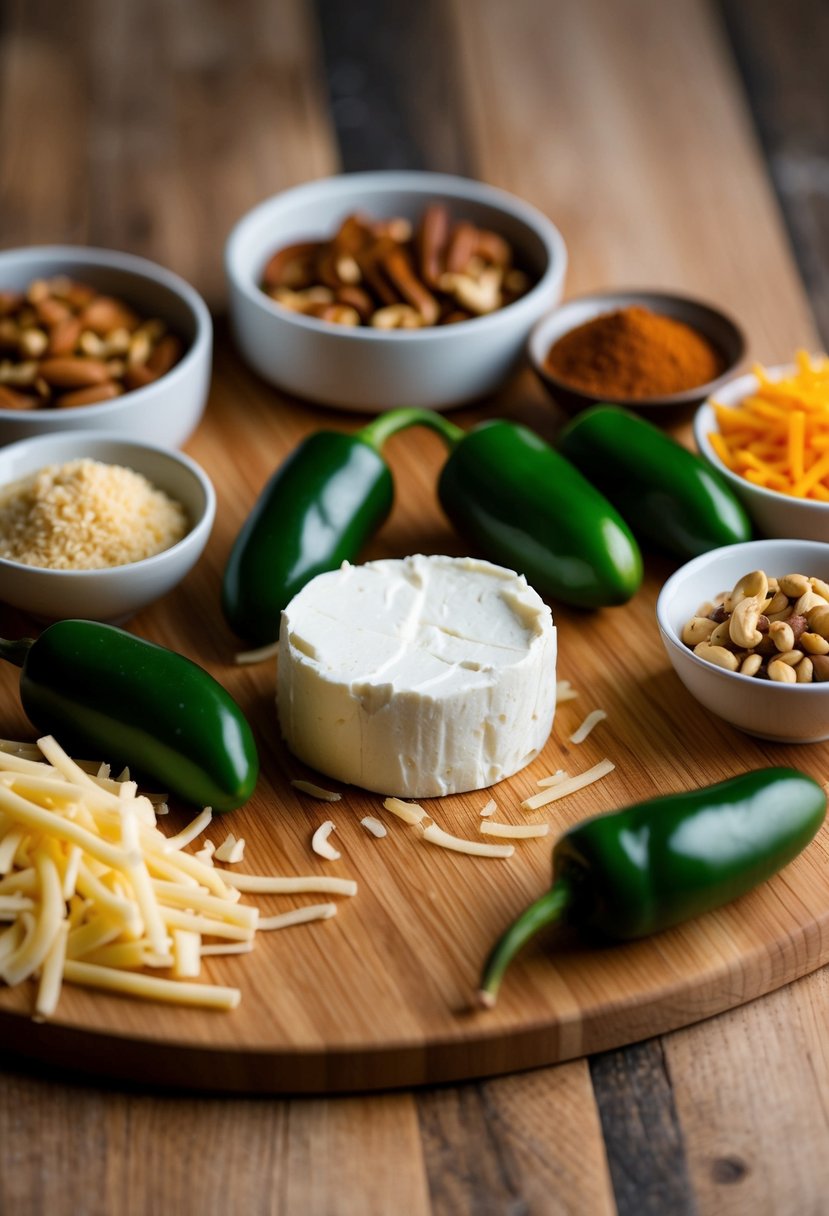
[557,404,753,559]
[479,768,826,1006]
[436,418,643,607]
[0,621,259,812]
[222,408,454,646]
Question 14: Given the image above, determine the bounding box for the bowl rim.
[0,245,212,424]
[693,362,829,513]
[224,169,568,342]
[656,537,829,694]
[528,288,746,407]
[0,429,216,580]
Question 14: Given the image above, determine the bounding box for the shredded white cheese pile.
[0,459,188,569]
[0,737,356,1017]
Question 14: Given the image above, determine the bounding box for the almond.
[39,357,111,388]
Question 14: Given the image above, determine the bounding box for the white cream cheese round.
[277,554,557,798]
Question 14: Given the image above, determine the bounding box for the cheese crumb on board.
[0,458,188,569]
[278,555,557,798]
[234,640,280,666]
[537,769,569,789]
[478,799,498,818]
[522,759,615,810]
[311,822,341,862]
[382,796,429,826]
[569,709,607,745]
[360,817,387,838]
[0,737,356,1017]
[258,904,337,931]
[556,680,578,703]
[214,834,246,864]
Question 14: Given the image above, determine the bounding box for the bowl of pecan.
[225,171,567,411]
[0,247,212,448]
[656,539,829,743]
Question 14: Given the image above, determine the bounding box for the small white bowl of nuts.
[225,171,567,411]
[0,247,212,448]
[656,539,829,743]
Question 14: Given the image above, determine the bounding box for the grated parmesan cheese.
[0,459,188,570]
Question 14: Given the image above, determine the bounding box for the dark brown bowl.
[527,289,746,421]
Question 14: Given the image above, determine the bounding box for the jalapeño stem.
[0,638,34,669]
[477,881,573,1008]
[358,407,465,454]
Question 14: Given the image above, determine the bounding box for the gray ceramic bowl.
[656,539,829,743]
[225,171,567,411]
[0,246,212,448]
[0,431,215,622]
[529,290,745,417]
[694,365,829,542]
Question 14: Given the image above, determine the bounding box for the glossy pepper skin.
[437,419,643,607]
[479,768,826,1005]
[557,404,753,559]
[221,408,459,647]
[222,431,393,646]
[0,621,259,812]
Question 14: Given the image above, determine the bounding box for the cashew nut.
[681,616,717,646]
[693,642,740,671]
[726,569,768,611]
[729,595,764,648]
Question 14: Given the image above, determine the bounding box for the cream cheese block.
[277,554,557,798]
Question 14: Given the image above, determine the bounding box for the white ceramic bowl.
[694,366,829,541]
[225,171,567,411]
[0,431,215,623]
[656,539,829,744]
[0,247,212,448]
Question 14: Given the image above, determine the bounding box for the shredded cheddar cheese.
[709,352,829,500]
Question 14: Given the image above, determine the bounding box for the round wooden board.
[1,360,827,1094]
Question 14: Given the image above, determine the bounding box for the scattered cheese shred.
[0,737,356,1017]
[291,779,342,802]
[311,821,341,862]
[221,872,357,897]
[569,709,608,745]
[382,796,429,825]
[258,903,337,931]
[478,799,498,818]
[420,823,514,859]
[480,821,550,839]
[522,759,615,810]
[709,352,829,499]
[234,641,280,666]
[360,816,388,838]
[537,769,570,789]
[214,834,246,864]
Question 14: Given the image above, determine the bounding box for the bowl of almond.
[0,247,212,448]
[225,171,567,411]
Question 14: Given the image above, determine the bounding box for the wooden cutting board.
[0,354,827,1094]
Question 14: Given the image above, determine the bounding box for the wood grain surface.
[1,0,829,1211]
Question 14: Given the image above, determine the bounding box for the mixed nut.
[682,569,829,683]
[260,205,535,329]
[0,277,185,410]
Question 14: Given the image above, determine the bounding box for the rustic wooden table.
[2,1,829,1212]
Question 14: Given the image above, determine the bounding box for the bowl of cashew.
[656,538,829,743]
[224,171,567,411]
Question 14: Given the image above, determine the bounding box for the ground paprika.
[544,305,724,398]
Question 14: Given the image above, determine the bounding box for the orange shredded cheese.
[709,352,829,499]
